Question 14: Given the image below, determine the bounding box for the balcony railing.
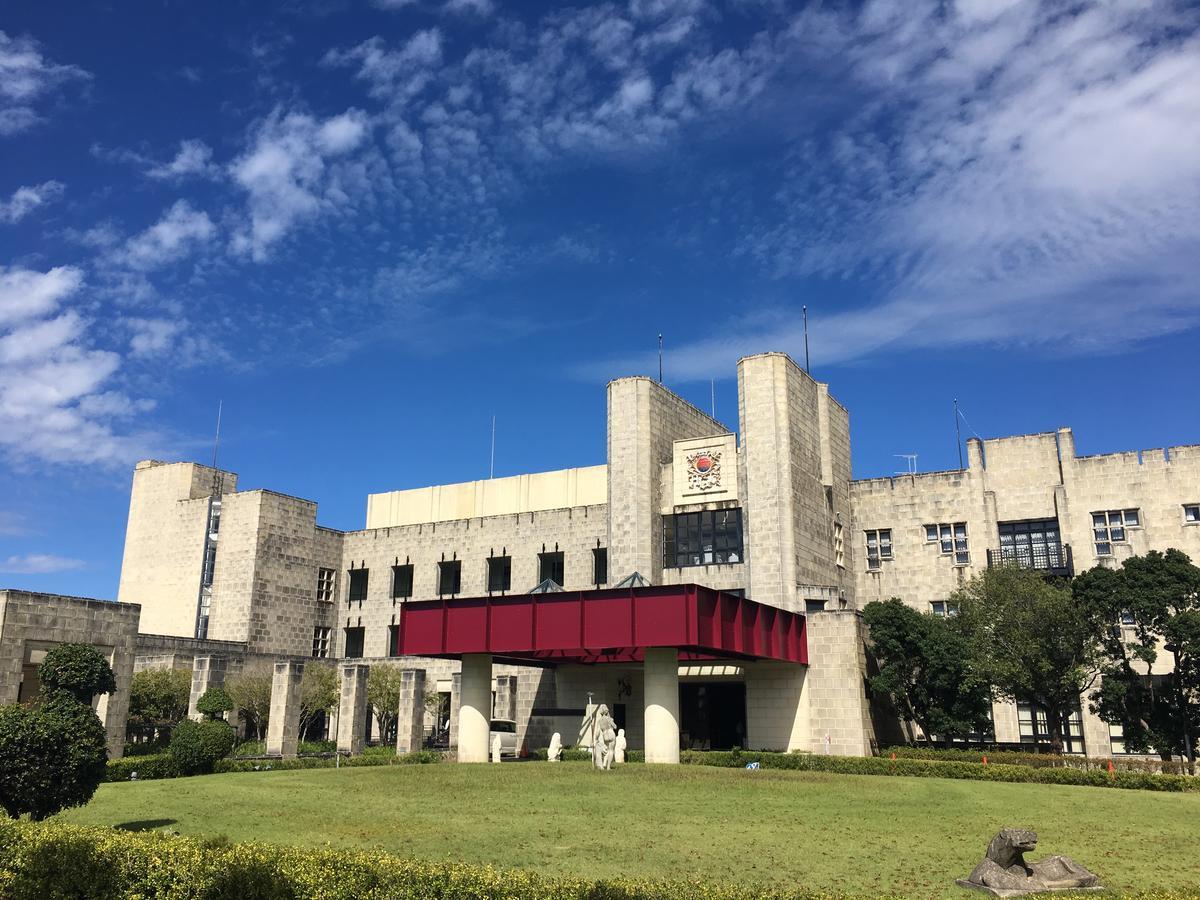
[986,543,1073,577]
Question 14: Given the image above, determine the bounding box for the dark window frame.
[438,559,462,597]
[487,555,512,593]
[347,568,369,604]
[663,508,744,568]
[343,626,365,659]
[391,564,414,599]
[538,551,565,586]
[592,547,608,586]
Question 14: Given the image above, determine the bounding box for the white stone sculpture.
[491,734,502,764]
[548,732,562,762]
[593,704,617,770]
[614,728,627,764]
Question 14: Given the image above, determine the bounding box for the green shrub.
[37,644,116,705]
[105,753,181,782]
[215,750,442,774]
[233,739,337,758]
[881,745,1191,775]
[679,750,1200,793]
[169,719,237,775]
[0,697,109,820]
[195,687,234,721]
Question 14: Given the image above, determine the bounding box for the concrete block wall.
[803,610,876,756]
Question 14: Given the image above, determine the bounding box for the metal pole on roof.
[490,415,496,480]
[711,379,716,420]
[803,306,810,373]
[658,334,663,384]
[954,398,964,470]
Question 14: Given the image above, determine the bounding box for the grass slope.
[62,763,1199,898]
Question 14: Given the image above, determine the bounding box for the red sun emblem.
[694,455,712,473]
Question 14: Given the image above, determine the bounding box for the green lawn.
[62,763,1199,897]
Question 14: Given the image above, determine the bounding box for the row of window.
[313,624,402,660]
[863,523,971,569]
[321,549,609,604]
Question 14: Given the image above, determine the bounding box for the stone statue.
[593,704,617,770]
[614,728,627,764]
[491,734,502,764]
[957,829,1102,896]
[547,732,562,762]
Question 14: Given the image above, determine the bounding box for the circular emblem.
[694,455,713,473]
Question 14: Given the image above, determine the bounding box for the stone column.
[644,648,680,764]
[448,671,461,748]
[266,660,304,758]
[187,656,228,721]
[337,663,370,755]
[495,674,517,721]
[457,653,493,763]
[395,668,426,755]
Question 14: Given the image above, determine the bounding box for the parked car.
[490,719,518,757]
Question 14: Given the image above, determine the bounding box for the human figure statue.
[957,828,1102,896]
[547,732,562,762]
[614,728,627,764]
[491,734,502,764]
[593,704,617,770]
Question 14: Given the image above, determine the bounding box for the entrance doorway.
[680,682,746,750]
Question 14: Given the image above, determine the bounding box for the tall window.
[997,519,1064,570]
[391,564,413,599]
[438,560,462,596]
[1017,701,1085,754]
[201,544,217,587]
[663,508,744,568]
[1185,504,1200,524]
[316,567,336,602]
[487,556,511,593]
[1093,509,1140,556]
[538,551,565,586]
[926,522,969,565]
[343,626,365,659]
[833,521,845,568]
[348,568,369,605]
[387,624,400,657]
[864,529,892,569]
[311,626,330,659]
[592,548,608,586]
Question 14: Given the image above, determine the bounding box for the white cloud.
[444,0,494,15]
[125,317,183,358]
[0,511,28,536]
[0,180,64,224]
[146,139,219,180]
[0,264,83,326]
[0,31,89,135]
[229,108,371,260]
[116,200,217,270]
[0,554,85,574]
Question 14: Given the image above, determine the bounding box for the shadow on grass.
[115,819,177,832]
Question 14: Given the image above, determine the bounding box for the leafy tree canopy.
[195,687,234,721]
[129,668,191,726]
[367,666,405,746]
[225,667,272,740]
[38,644,116,704]
[300,666,338,737]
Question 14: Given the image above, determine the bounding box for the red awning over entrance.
[393,584,807,666]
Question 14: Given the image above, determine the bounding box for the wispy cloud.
[0,511,29,537]
[146,139,219,181]
[114,200,217,271]
[0,180,64,224]
[0,31,90,136]
[0,554,85,574]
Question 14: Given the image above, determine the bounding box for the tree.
[38,643,116,704]
[0,645,113,820]
[169,719,236,775]
[129,668,191,729]
[1075,550,1200,772]
[953,566,1105,754]
[300,665,338,738]
[226,666,272,740]
[196,687,234,721]
[368,667,405,746]
[863,598,992,744]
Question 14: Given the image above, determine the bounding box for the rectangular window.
[927,522,969,565]
[834,521,845,568]
[311,626,330,659]
[1017,701,1085,754]
[316,567,336,602]
[391,564,413,599]
[487,556,511,593]
[201,543,217,587]
[592,548,608,586]
[1109,723,1127,756]
[343,626,365,659]
[1184,504,1199,524]
[1093,509,1140,556]
[663,508,745,568]
[929,600,957,618]
[438,560,462,596]
[997,519,1065,570]
[387,624,400,657]
[348,568,369,604]
[864,529,892,569]
[538,551,565,586]
[804,599,827,614]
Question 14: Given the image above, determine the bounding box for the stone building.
[111,351,1200,760]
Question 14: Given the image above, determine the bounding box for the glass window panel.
[1125,509,1140,526]
[925,525,939,542]
[1093,513,1107,528]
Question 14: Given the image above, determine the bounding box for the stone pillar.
[188,656,227,721]
[458,653,493,763]
[449,671,461,748]
[337,664,370,755]
[495,674,517,721]
[266,660,304,758]
[644,648,680,764]
[395,668,426,755]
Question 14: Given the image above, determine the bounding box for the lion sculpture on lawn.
[957,828,1103,896]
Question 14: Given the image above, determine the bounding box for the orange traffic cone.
[982,755,988,766]
[890,752,896,760]
[1107,759,1115,778]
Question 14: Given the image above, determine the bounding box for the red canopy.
[393,583,807,666]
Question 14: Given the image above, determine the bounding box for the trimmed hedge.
[881,745,1193,775]
[105,754,181,783]
[530,748,646,763]
[680,750,1200,792]
[0,820,829,900]
[214,750,442,773]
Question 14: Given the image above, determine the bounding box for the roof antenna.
[894,453,917,476]
[490,415,496,479]
[803,305,810,374]
[711,379,716,420]
[658,334,663,384]
[210,400,224,496]
[954,398,964,470]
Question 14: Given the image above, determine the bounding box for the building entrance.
[680,681,746,750]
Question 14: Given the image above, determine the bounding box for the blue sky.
[2,0,1198,598]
